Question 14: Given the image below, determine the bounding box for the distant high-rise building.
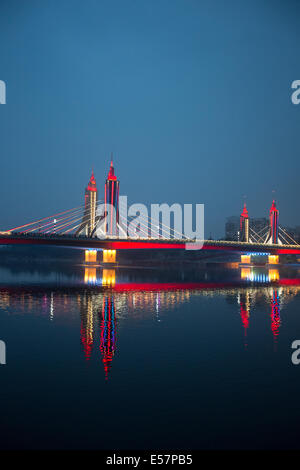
[225,216,240,241]
[104,160,120,236]
[76,170,98,236]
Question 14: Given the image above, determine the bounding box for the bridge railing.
[2,232,300,249]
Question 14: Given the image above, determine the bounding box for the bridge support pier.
[240,253,279,266]
[85,249,97,263]
[268,255,279,265]
[103,249,116,264]
[241,254,251,264]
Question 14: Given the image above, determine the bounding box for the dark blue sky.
[0,0,300,237]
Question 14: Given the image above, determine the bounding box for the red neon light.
[270,200,278,215]
[240,203,248,219]
[104,182,107,234]
[269,200,279,244]
[270,290,280,341]
[109,241,185,249]
[87,170,97,192]
[110,181,114,235]
[240,303,249,333]
[100,296,116,379]
[80,324,93,360]
[2,235,300,254]
[276,249,300,254]
[111,279,299,291]
[113,282,236,291]
[107,160,117,181]
[116,182,120,225]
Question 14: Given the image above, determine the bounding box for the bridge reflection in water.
[1,265,300,378]
[79,265,299,375]
[239,267,282,348]
[80,290,117,377]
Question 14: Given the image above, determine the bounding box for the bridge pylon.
[240,203,249,243]
[265,200,280,245]
[76,170,98,237]
[104,159,119,237]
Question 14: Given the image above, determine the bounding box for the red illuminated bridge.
[1,161,300,264]
[0,233,300,256]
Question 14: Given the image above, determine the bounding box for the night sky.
[0,0,300,237]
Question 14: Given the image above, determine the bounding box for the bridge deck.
[1,234,300,254]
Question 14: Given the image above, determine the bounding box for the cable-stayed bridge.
[1,161,300,264]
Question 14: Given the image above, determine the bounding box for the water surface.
[1,264,300,449]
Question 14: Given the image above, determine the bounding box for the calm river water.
[0,264,300,449]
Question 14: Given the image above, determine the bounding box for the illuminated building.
[104,160,120,236]
[76,170,98,237]
[240,203,249,242]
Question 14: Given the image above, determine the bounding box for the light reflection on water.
[1,265,300,376]
[2,264,300,449]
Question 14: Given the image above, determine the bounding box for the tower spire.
[107,156,116,180]
[241,202,248,218]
